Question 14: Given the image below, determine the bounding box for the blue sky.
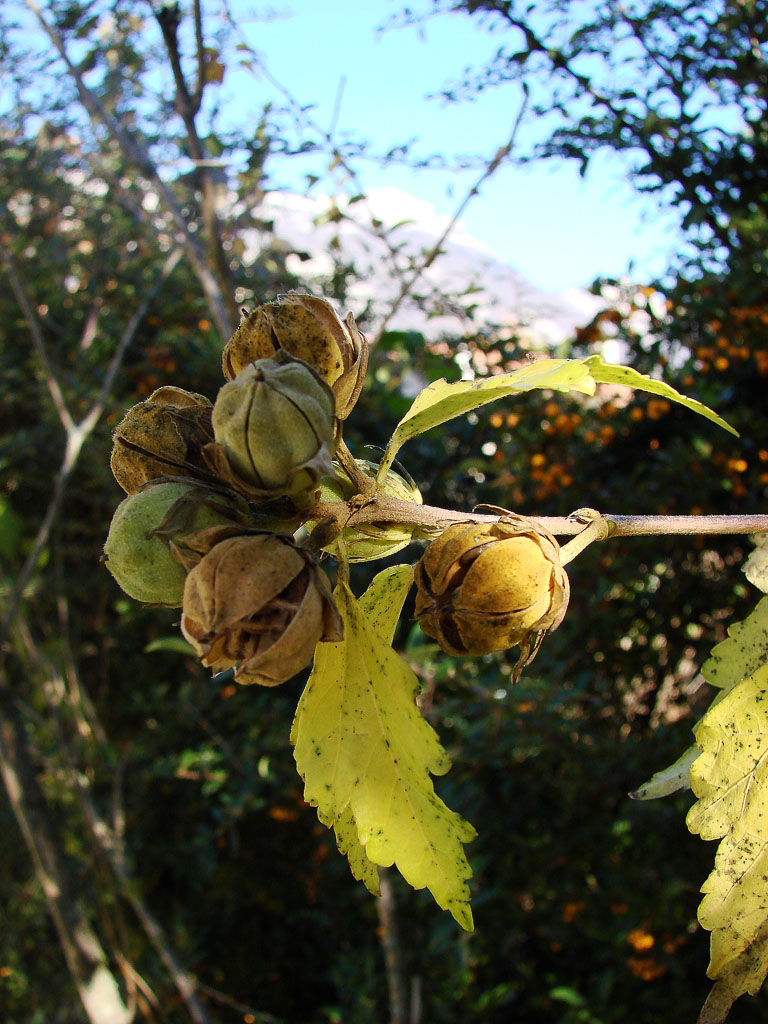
[222,0,684,293]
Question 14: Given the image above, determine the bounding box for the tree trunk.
[0,688,132,1024]
[376,866,410,1024]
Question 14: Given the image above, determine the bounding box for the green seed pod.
[222,293,368,420]
[110,386,215,494]
[207,351,336,500]
[414,516,569,678]
[309,459,422,562]
[180,534,343,687]
[103,481,249,606]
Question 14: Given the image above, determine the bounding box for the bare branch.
[0,247,183,656]
[373,90,530,343]
[3,256,75,433]
[22,0,234,339]
[310,493,768,540]
[0,687,132,1024]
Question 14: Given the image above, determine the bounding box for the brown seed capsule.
[110,386,215,494]
[206,351,336,500]
[180,534,343,687]
[414,516,569,678]
[222,293,368,419]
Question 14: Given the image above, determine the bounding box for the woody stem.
[306,494,768,539]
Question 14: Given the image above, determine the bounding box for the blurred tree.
[420,0,767,280]
[2,1,767,1023]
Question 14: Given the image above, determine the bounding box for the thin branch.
[377,867,410,1024]
[81,246,184,435]
[217,5,504,337]
[3,256,74,433]
[0,247,183,657]
[194,982,283,1024]
[309,494,768,539]
[0,686,132,1024]
[22,0,234,339]
[11,624,217,1024]
[155,1,239,327]
[373,90,530,343]
[192,0,206,113]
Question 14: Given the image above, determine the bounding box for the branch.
[23,0,234,339]
[377,867,410,1024]
[0,687,132,1024]
[373,90,530,344]
[309,494,768,539]
[9,624,217,1024]
[0,248,183,656]
[4,256,74,433]
[155,2,240,328]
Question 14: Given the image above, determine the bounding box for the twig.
[10,622,216,1024]
[22,0,234,339]
[309,494,768,539]
[373,89,530,343]
[0,247,183,656]
[4,256,74,432]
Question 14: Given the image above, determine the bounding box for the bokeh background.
[1,1,767,1022]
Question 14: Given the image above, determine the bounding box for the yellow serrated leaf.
[686,611,768,1023]
[699,826,768,957]
[331,806,380,896]
[359,564,415,644]
[291,569,476,930]
[697,917,768,1024]
[322,566,414,899]
[688,663,768,839]
[701,597,768,693]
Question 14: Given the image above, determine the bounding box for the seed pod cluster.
[414,517,570,680]
[222,293,368,420]
[103,292,421,688]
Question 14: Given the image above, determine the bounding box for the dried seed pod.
[180,534,343,686]
[103,481,250,607]
[414,516,570,678]
[222,293,368,419]
[206,351,336,500]
[309,459,422,562]
[110,386,215,494]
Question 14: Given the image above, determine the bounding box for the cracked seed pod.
[110,386,215,494]
[414,516,569,678]
[222,293,368,419]
[103,481,250,606]
[206,351,336,501]
[180,534,343,686]
[309,459,422,562]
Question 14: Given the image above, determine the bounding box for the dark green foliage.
[2,1,767,1021]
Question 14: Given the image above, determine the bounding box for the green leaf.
[584,355,738,435]
[630,744,698,800]
[376,354,736,482]
[377,359,595,480]
[291,566,475,929]
[686,599,768,1022]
